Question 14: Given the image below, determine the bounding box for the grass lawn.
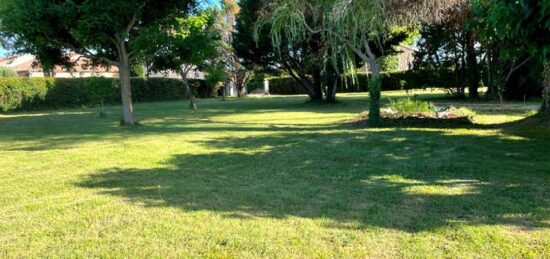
[1,91,549,258]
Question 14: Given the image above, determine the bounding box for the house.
[146,67,206,80]
[396,45,417,71]
[0,54,119,78]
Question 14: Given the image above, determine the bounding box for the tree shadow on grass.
[2,94,546,152]
[77,129,550,233]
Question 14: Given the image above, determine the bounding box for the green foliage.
[130,63,145,78]
[0,0,197,69]
[257,0,457,105]
[379,55,400,72]
[472,0,550,104]
[0,77,209,112]
[246,72,266,93]
[472,0,550,63]
[233,0,279,70]
[267,70,455,95]
[0,0,198,124]
[389,97,434,113]
[0,66,17,77]
[145,11,220,77]
[204,64,227,89]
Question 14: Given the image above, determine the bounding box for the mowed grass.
[0,91,549,258]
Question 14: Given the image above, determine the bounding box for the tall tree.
[258,0,457,123]
[0,0,195,125]
[215,0,250,98]
[234,0,328,102]
[415,1,482,98]
[143,11,220,110]
[473,0,550,115]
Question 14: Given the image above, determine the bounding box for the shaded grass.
[0,91,549,258]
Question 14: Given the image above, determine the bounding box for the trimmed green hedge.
[0,77,208,112]
[268,70,455,95]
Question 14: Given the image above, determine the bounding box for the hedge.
[0,77,209,112]
[268,69,455,95]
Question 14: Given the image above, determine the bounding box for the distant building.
[146,67,206,80]
[0,54,119,78]
[396,45,417,71]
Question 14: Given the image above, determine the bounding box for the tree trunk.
[325,67,338,103]
[486,49,496,97]
[281,59,322,101]
[237,71,251,97]
[466,31,479,99]
[542,84,550,114]
[221,84,227,101]
[311,69,324,102]
[368,61,382,125]
[180,74,197,110]
[119,54,135,126]
[542,61,550,116]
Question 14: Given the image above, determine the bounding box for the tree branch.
[505,57,531,82]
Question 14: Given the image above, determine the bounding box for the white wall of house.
[54,72,118,78]
[397,45,416,71]
[147,68,205,80]
[29,72,44,78]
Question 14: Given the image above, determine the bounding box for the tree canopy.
[144,10,220,109]
[257,0,457,122]
[0,0,196,125]
[472,0,550,113]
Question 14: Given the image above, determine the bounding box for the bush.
[246,72,266,93]
[0,77,209,112]
[267,69,456,95]
[389,97,434,113]
[0,66,17,77]
[379,55,400,72]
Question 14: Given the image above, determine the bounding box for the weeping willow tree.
[256,0,457,124]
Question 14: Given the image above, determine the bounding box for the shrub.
[246,72,265,93]
[379,55,400,72]
[389,97,434,113]
[0,77,209,112]
[0,66,17,77]
[267,69,456,95]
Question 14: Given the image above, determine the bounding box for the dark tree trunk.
[119,53,135,126]
[486,49,496,97]
[542,61,550,116]
[325,66,338,103]
[221,84,227,101]
[466,31,479,99]
[180,72,196,110]
[311,69,324,102]
[237,71,251,97]
[368,60,382,124]
[542,90,549,115]
[281,59,322,101]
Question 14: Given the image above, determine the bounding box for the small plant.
[389,97,434,113]
[399,80,408,90]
